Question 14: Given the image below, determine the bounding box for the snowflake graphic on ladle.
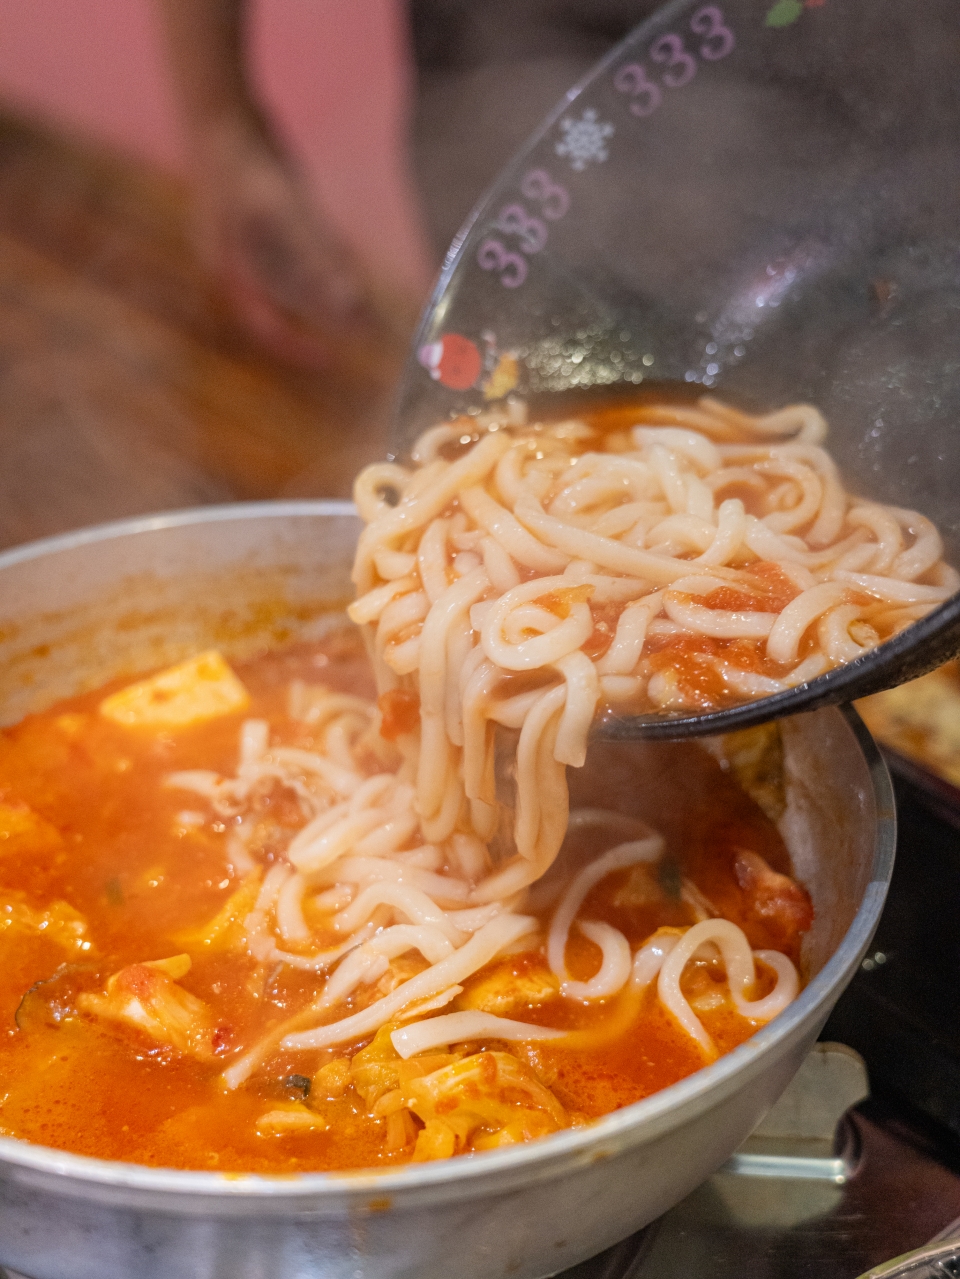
[555,108,615,171]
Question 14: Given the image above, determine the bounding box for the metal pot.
[0,503,895,1279]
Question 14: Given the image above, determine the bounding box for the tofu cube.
[99,651,249,728]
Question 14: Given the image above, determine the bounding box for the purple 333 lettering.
[477,168,571,288]
[615,5,735,116]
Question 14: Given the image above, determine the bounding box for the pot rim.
[0,502,896,1203]
[0,500,358,573]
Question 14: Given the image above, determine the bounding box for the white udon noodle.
[171,688,797,1091]
[168,395,947,1093]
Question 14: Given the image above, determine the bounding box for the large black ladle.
[391,0,960,739]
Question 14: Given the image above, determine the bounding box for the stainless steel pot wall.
[0,503,895,1279]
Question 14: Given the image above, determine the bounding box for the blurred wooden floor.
[0,113,403,551]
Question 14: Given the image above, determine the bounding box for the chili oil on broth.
[0,632,807,1173]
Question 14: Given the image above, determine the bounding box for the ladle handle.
[595,613,960,742]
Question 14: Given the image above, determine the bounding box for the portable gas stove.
[562,1051,960,1279]
[3,764,959,1279]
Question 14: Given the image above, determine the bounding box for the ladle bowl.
[391,0,960,738]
